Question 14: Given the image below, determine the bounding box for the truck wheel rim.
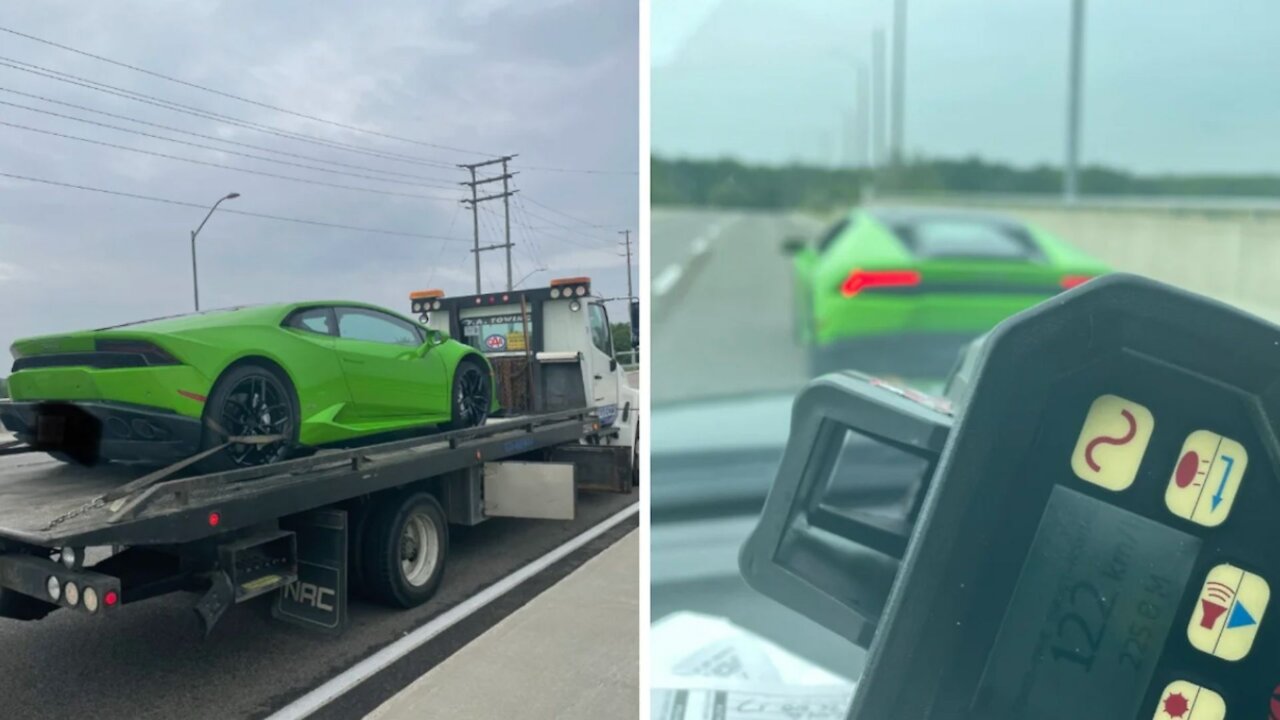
[400,512,439,587]
[220,374,292,467]
[456,366,489,426]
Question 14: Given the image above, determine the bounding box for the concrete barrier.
[881,195,1280,322]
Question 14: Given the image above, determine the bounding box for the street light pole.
[190,192,240,311]
[1065,0,1085,202]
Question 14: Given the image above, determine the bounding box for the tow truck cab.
[409,276,639,452]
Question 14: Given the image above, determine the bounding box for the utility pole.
[502,157,513,291]
[619,229,634,304]
[872,29,886,170]
[890,0,908,167]
[458,155,517,293]
[856,62,870,168]
[1065,0,1085,202]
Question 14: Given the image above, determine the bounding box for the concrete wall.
[882,195,1280,322]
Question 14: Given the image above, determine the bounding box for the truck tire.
[443,358,491,430]
[196,362,300,474]
[359,492,449,608]
[0,588,56,621]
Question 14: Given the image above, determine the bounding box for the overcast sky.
[654,0,1280,175]
[0,0,637,367]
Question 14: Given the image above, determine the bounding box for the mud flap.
[272,509,348,634]
[194,571,235,638]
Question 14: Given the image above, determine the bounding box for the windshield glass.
[650,0,1279,710]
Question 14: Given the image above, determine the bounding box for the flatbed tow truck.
[0,277,638,635]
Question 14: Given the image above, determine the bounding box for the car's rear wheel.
[197,363,299,473]
[444,359,490,430]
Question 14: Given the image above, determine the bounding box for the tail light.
[1060,275,1094,290]
[94,339,181,365]
[841,269,922,298]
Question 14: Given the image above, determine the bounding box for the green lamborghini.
[1,301,496,469]
[786,207,1109,378]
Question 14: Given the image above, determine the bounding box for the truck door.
[586,302,621,425]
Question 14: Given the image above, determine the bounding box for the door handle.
[594,374,603,380]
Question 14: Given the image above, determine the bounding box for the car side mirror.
[781,236,807,255]
[610,358,618,372]
[423,329,448,349]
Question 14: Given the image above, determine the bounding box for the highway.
[0,450,637,720]
[651,208,821,406]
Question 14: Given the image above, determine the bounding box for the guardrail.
[877,192,1280,216]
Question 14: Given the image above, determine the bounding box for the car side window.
[336,308,424,346]
[588,303,613,357]
[285,307,335,336]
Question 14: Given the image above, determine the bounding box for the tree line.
[652,155,1280,211]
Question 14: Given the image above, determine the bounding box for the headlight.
[569,299,582,312]
[550,288,561,299]
[46,576,60,601]
[433,301,442,310]
[82,587,99,613]
[64,581,79,607]
[60,547,78,569]
[412,301,422,313]
[575,286,587,297]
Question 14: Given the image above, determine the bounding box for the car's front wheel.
[197,362,299,473]
[444,359,491,430]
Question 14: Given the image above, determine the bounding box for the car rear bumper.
[0,400,202,463]
[812,293,1050,343]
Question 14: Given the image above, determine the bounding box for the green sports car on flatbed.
[787,206,1110,378]
[1,301,496,470]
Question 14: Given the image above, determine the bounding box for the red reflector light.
[104,590,119,607]
[177,389,207,403]
[208,512,221,527]
[1060,275,1093,289]
[841,269,921,298]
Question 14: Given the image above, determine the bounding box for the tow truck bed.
[0,408,599,549]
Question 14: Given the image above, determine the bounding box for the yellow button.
[1151,680,1225,720]
[1187,563,1270,661]
[1070,394,1155,491]
[1166,431,1248,527]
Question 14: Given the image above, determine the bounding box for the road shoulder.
[365,529,639,720]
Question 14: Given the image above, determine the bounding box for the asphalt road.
[651,208,822,406]
[0,451,637,719]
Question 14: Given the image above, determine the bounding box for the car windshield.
[651,0,1279,710]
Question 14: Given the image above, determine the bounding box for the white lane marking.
[653,218,731,298]
[265,502,640,720]
[652,264,683,297]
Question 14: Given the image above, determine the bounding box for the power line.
[0,24,496,157]
[0,86,461,185]
[513,197,606,250]
[425,203,465,288]
[0,56,461,170]
[0,119,460,202]
[0,97,461,191]
[517,201,613,244]
[521,194,620,228]
[522,164,638,176]
[0,170,468,241]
